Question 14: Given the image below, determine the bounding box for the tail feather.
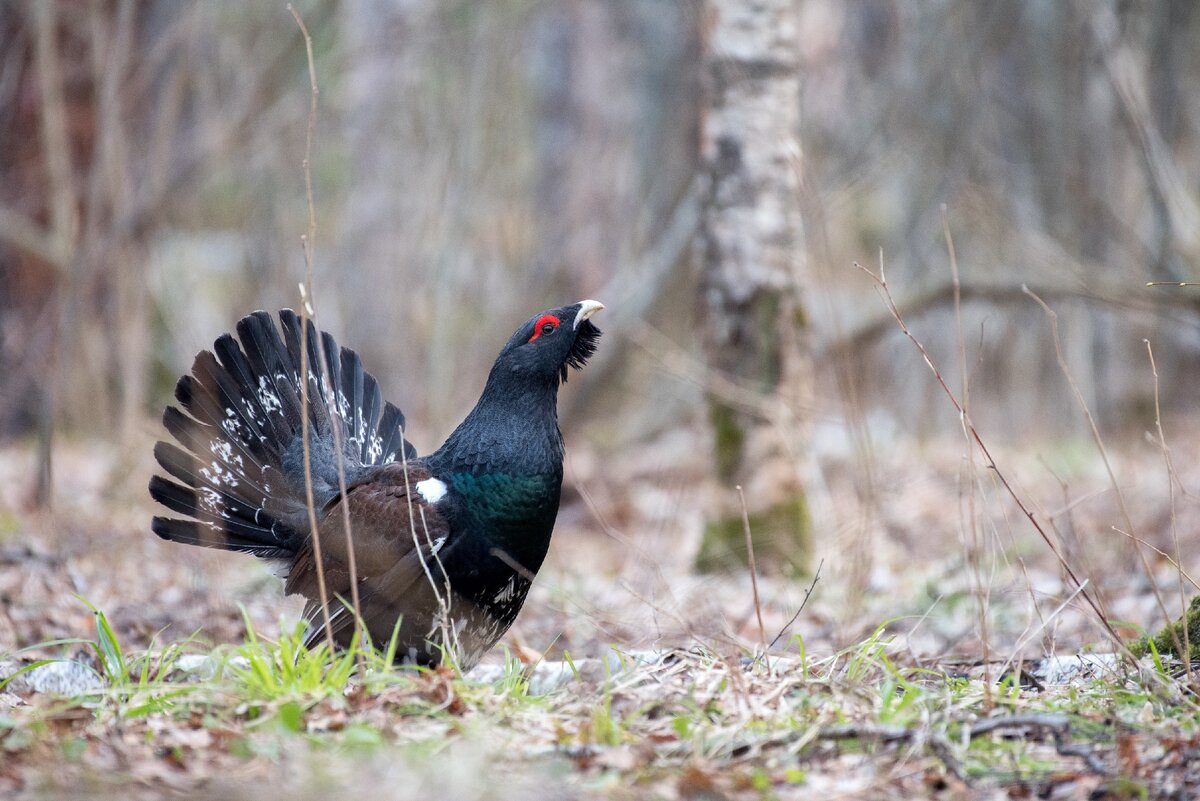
[358,349,386,463]
[212,332,287,453]
[189,349,278,461]
[344,344,367,456]
[279,309,335,437]
[236,311,305,447]
[153,440,274,516]
[150,515,291,557]
[376,403,409,466]
[168,374,279,492]
[150,310,417,563]
[149,476,291,552]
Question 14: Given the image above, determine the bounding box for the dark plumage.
[149,301,603,669]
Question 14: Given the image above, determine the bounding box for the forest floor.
[1,418,1199,800]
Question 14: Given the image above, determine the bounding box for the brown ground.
[1,414,1198,799]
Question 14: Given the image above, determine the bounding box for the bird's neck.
[432,372,563,478]
[429,371,565,576]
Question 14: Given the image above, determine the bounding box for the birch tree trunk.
[697,0,812,574]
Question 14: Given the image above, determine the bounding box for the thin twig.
[290,4,364,664]
[826,280,1200,359]
[296,298,334,654]
[941,212,992,706]
[1024,288,1177,655]
[768,558,822,651]
[1010,580,1089,658]
[851,261,1123,652]
[288,5,336,656]
[736,486,768,669]
[1141,339,1191,684]
[1109,527,1199,591]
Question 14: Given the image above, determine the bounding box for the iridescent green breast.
[449,472,561,533]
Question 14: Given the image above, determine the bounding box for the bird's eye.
[527,314,561,343]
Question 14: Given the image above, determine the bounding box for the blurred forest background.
[2,0,1200,651]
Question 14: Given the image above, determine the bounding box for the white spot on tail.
[367,433,383,462]
[198,487,224,514]
[257,376,282,414]
[416,477,447,504]
[200,461,238,488]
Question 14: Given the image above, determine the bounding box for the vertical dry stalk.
[853,261,1124,652]
[32,0,75,508]
[941,213,991,703]
[1143,340,1191,683]
[737,485,769,669]
[1024,289,1177,651]
[297,290,336,654]
[288,4,363,657]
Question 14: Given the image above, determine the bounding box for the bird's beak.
[573,299,605,329]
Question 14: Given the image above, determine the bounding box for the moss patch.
[696,495,811,575]
[748,289,783,393]
[1130,594,1200,661]
[709,401,745,481]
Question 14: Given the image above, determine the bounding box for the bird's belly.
[403,576,530,671]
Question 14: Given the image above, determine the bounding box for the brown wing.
[287,462,453,649]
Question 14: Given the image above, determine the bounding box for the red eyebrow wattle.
[527,314,560,342]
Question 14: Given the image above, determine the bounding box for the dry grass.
[2,414,1200,798]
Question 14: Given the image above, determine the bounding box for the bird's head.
[493,300,604,386]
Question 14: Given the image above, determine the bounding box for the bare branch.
[1024,288,1178,657]
[31,0,75,265]
[289,4,365,662]
[289,4,336,657]
[852,261,1124,653]
[736,486,768,669]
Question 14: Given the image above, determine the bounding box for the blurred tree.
[0,1,325,505]
[804,0,1200,434]
[697,0,812,574]
[5,0,1200,523]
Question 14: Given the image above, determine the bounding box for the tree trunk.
[697,0,812,575]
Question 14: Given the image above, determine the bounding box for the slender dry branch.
[1143,339,1191,684]
[851,261,1124,653]
[941,212,992,704]
[768,558,822,650]
[291,4,364,656]
[32,0,75,265]
[736,486,768,668]
[297,288,336,658]
[826,280,1200,358]
[1023,289,1176,653]
[288,5,337,656]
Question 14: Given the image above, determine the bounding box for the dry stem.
[288,4,355,656]
[1143,339,1191,684]
[852,260,1124,653]
[736,486,769,668]
[1023,289,1176,655]
[768,558,822,651]
[941,212,992,704]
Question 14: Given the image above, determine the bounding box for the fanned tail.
[149,310,417,563]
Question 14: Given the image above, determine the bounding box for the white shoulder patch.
[415,477,448,504]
